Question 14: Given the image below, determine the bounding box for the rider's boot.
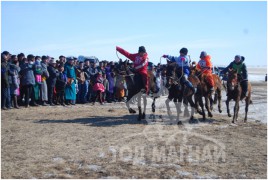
[184,80,196,93]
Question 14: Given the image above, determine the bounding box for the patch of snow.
[98,152,105,158]
[101,176,119,179]
[177,170,191,177]
[87,164,102,171]
[52,157,64,163]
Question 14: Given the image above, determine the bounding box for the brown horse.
[190,68,222,120]
[226,69,252,123]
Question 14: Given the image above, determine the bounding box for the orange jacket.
[196,55,213,74]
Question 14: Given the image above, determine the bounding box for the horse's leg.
[152,97,156,113]
[165,98,173,121]
[195,94,202,115]
[244,97,249,122]
[183,97,190,117]
[213,90,218,104]
[187,95,196,120]
[205,96,213,118]
[233,100,239,123]
[174,101,182,125]
[198,96,206,120]
[150,97,156,121]
[142,95,147,119]
[217,89,222,113]
[226,97,232,118]
[209,96,214,110]
[126,94,136,114]
[138,93,142,121]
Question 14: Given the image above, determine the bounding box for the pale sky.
[1,1,267,66]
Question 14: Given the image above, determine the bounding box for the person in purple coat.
[105,62,115,103]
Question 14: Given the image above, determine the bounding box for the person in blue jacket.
[162,47,195,93]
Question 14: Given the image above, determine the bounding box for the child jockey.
[221,55,248,99]
[162,47,196,93]
[196,51,214,93]
[116,46,149,94]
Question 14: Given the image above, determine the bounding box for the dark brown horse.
[164,62,197,124]
[190,68,222,120]
[115,60,159,121]
[226,69,252,123]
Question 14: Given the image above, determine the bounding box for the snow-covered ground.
[248,67,267,82]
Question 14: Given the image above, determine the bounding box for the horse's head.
[165,62,181,89]
[227,68,239,91]
[114,59,129,76]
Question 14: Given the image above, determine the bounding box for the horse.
[190,67,222,120]
[115,60,159,121]
[164,62,197,124]
[226,69,252,123]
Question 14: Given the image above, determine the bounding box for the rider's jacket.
[116,46,148,75]
[222,60,248,80]
[196,55,213,74]
[167,55,190,76]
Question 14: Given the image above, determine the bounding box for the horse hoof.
[208,113,213,118]
[177,121,183,125]
[142,113,146,119]
[200,118,206,122]
[129,108,136,114]
[228,114,232,117]
[219,110,222,113]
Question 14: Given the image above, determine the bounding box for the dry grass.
[1,82,267,179]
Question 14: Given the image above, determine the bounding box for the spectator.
[55,64,67,106]
[105,62,115,103]
[92,72,105,105]
[33,57,43,102]
[59,55,66,64]
[39,56,49,106]
[19,54,36,107]
[83,58,91,102]
[47,58,58,106]
[76,61,88,104]
[9,55,21,109]
[1,53,11,109]
[102,73,109,102]
[64,56,77,105]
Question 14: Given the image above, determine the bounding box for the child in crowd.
[102,73,109,103]
[92,72,105,105]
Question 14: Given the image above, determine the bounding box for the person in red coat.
[116,46,149,94]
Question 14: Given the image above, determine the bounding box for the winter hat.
[200,51,207,58]
[66,56,75,61]
[179,47,188,55]
[138,46,146,53]
[235,55,241,60]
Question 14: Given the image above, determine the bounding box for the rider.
[116,46,149,94]
[221,55,248,99]
[162,47,196,93]
[196,51,214,93]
